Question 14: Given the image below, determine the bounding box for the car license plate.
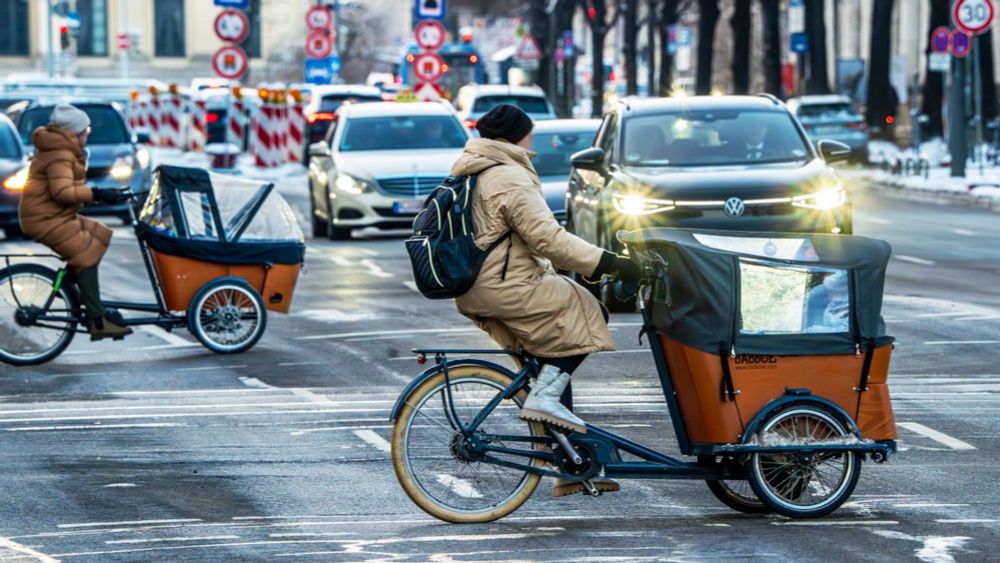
[393,200,423,215]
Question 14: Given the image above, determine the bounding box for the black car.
[567,95,853,310]
[0,114,29,237]
[7,100,153,223]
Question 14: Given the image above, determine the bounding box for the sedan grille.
[86,167,110,180]
[376,176,446,198]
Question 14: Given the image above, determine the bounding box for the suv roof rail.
[755,93,782,105]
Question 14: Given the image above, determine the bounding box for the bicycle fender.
[740,392,861,444]
[388,358,518,422]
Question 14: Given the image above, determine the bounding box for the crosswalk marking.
[897,422,976,450]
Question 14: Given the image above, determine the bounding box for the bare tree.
[730,0,751,94]
[695,0,720,95]
[920,0,949,138]
[805,0,830,93]
[578,0,619,117]
[658,0,682,96]
[623,0,639,95]
[866,0,897,137]
[760,0,782,98]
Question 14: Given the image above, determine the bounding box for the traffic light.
[59,24,71,50]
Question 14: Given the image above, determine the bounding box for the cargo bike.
[390,228,897,521]
[0,165,305,366]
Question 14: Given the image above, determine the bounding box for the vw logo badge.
[724,197,746,218]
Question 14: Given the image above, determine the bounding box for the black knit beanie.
[475,104,534,144]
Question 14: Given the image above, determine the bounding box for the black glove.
[91,187,130,204]
[593,251,641,286]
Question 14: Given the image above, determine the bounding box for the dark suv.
[567,95,853,309]
[7,100,153,223]
[0,114,29,237]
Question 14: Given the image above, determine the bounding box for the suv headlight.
[110,155,135,182]
[3,166,29,191]
[612,193,676,216]
[791,187,846,209]
[135,148,151,170]
[334,174,373,195]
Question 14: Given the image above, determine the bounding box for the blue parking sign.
[790,32,809,54]
[214,0,249,8]
[305,57,340,84]
[414,0,446,21]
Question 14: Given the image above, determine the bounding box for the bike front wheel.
[0,264,79,366]
[391,364,546,523]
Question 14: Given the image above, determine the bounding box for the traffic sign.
[411,52,445,82]
[214,0,249,8]
[953,0,995,35]
[929,52,951,72]
[212,45,249,80]
[305,31,333,59]
[950,29,972,57]
[414,82,443,102]
[931,26,951,53]
[415,0,446,21]
[515,32,542,61]
[790,32,809,54]
[306,5,333,31]
[304,56,339,84]
[415,19,446,51]
[116,33,130,52]
[788,0,805,33]
[214,9,250,44]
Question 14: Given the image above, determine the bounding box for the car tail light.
[848,122,865,131]
[464,119,477,129]
[206,112,221,124]
[307,112,337,125]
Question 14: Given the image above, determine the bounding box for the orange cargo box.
[659,336,896,444]
[149,249,301,314]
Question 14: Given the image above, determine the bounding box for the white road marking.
[298,321,642,341]
[137,325,190,347]
[924,340,1000,345]
[352,429,391,453]
[289,388,334,405]
[0,407,359,424]
[894,254,936,266]
[330,256,354,267]
[111,388,279,396]
[950,228,975,236]
[176,365,246,372]
[58,518,202,529]
[772,520,898,526]
[0,537,60,562]
[915,312,972,318]
[897,422,976,450]
[934,519,997,524]
[434,474,483,499]
[238,376,274,389]
[360,258,393,279]
[8,423,185,432]
[278,362,322,367]
[103,483,137,488]
[106,535,239,545]
[871,530,971,563]
[891,503,969,508]
[864,216,891,225]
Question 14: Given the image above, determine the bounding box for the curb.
[865,180,1000,213]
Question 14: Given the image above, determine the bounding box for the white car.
[454,84,557,129]
[307,102,470,240]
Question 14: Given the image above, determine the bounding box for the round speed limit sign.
[954,0,995,35]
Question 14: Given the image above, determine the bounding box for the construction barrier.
[189,98,207,152]
[228,88,247,150]
[287,89,305,164]
[147,87,162,147]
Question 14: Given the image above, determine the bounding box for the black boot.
[76,267,131,341]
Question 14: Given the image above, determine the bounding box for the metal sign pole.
[46,0,55,78]
[119,0,129,79]
[973,35,983,173]
[948,45,967,177]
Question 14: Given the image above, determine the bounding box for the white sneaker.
[519,365,587,434]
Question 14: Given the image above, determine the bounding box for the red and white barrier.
[252,103,274,168]
[228,97,246,149]
[148,96,161,147]
[287,99,305,164]
[189,98,207,152]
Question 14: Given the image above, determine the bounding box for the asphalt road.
[0,174,997,562]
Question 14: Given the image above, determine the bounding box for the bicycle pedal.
[582,480,601,496]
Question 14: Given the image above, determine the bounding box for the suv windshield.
[0,124,22,159]
[472,95,550,114]
[339,116,467,152]
[18,106,130,145]
[319,94,381,113]
[533,130,596,177]
[622,110,810,167]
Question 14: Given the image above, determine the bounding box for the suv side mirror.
[309,142,332,158]
[135,131,152,145]
[817,139,852,163]
[571,147,606,171]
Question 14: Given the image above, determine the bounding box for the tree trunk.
[591,28,606,117]
[866,0,897,137]
[554,1,576,118]
[920,0,949,138]
[528,1,553,101]
[979,30,997,123]
[760,0,782,98]
[647,0,657,94]
[623,0,638,95]
[695,0,719,95]
[658,0,680,96]
[730,0,751,94]
[805,0,830,94]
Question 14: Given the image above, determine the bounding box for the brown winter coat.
[18,125,112,271]
[451,138,615,358]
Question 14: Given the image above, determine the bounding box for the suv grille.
[376,176,445,198]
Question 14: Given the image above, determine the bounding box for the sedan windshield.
[472,95,550,115]
[339,116,467,152]
[18,106,130,145]
[533,130,597,177]
[797,103,858,120]
[0,125,22,159]
[319,95,381,113]
[622,110,810,167]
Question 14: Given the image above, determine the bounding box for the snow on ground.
[862,139,1000,204]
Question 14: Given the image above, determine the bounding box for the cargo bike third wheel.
[187,277,267,354]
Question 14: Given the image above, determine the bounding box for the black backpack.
[405,169,510,299]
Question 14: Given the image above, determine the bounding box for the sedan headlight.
[612,193,676,216]
[3,166,29,191]
[135,148,151,170]
[334,174,373,195]
[791,187,846,209]
[109,155,135,183]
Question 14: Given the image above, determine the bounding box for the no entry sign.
[214,9,250,44]
[415,19,446,51]
[953,0,995,35]
[412,52,445,82]
[950,29,972,57]
[930,26,951,53]
[305,31,333,59]
[212,45,249,79]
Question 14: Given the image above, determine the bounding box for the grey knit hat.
[50,103,91,135]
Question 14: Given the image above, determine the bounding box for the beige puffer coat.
[18,125,111,271]
[451,138,615,358]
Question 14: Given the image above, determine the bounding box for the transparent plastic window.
[138,177,178,235]
[739,259,849,335]
[694,233,820,262]
[239,191,305,242]
[207,172,269,239]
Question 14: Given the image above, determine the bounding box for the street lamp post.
[46,0,55,78]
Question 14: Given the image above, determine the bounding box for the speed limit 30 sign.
[954,0,995,35]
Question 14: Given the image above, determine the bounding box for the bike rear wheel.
[706,479,772,514]
[0,264,78,366]
[391,365,546,523]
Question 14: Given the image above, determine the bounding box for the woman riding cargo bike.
[393,105,898,522]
